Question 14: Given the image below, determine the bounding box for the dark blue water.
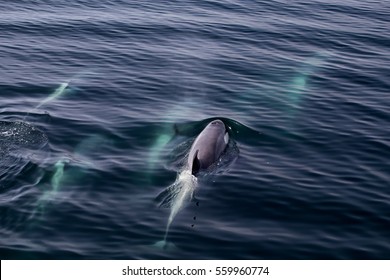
[1,0,389,259]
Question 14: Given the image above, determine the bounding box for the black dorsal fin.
[192,150,200,176]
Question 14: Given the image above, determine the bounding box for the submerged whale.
[155,119,230,249]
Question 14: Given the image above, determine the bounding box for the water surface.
[0,0,389,259]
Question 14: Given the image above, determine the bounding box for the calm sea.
[0,0,389,259]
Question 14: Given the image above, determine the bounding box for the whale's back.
[188,120,228,175]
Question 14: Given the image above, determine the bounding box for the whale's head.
[208,119,225,129]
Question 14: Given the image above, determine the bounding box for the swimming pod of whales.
[4,54,325,251]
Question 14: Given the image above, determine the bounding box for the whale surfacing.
[155,119,229,249]
[188,119,229,176]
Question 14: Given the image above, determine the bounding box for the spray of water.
[154,170,198,249]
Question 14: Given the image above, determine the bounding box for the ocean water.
[0,0,389,259]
